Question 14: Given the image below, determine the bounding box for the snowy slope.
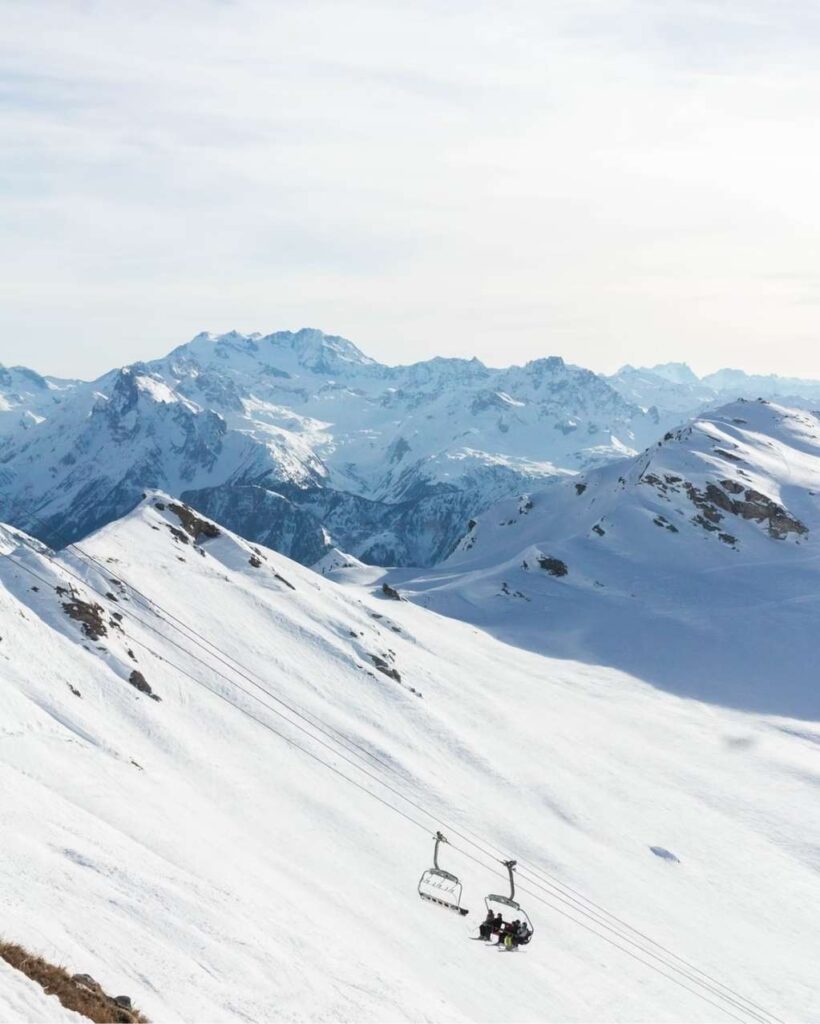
[0,959,86,1024]
[0,495,818,1022]
[391,400,820,719]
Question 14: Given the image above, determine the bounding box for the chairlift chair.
[418,831,469,916]
[484,859,533,944]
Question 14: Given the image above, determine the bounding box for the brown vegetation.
[0,941,148,1023]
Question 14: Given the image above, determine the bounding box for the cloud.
[2,0,820,378]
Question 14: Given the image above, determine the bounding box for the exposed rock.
[129,670,161,702]
[653,515,679,533]
[537,555,568,577]
[381,583,402,601]
[714,447,743,462]
[370,654,401,682]
[167,502,221,542]
[71,973,101,992]
[684,479,808,539]
[62,598,107,641]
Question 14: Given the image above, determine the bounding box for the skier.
[479,909,495,940]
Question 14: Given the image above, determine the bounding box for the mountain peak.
[169,328,377,375]
[264,327,377,371]
[646,362,700,385]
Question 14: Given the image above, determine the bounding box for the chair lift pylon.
[417,831,469,916]
[484,859,534,944]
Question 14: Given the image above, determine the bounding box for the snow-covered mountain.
[0,330,663,564]
[1,495,817,1021]
[608,362,820,418]
[0,363,78,435]
[389,399,820,719]
[5,329,820,569]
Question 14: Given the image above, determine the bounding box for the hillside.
[0,494,817,1021]
[390,400,820,719]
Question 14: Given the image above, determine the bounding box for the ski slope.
[0,495,817,1021]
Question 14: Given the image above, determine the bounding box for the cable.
[0,539,783,1023]
[62,532,782,1024]
[62,539,402,779]
[3,535,782,1023]
[63,537,781,1024]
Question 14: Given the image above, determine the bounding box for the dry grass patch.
[0,941,149,1023]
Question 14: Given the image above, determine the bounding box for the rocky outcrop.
[537,555,568,577]
[687,481,808,539]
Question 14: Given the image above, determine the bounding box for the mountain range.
[2,331,819,1021]
[3,328,820,567]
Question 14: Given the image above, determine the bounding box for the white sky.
[2,0,820,380]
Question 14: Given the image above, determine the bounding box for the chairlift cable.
[0,541,782,1023]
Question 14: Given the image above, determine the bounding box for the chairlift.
[484,859,533,945]
[418,831,469,916]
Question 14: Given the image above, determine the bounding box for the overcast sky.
[2,0,820,379]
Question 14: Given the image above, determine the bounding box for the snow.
[133,373,188,406]
[0,329,662,562]
[392,400,820,720]
[8,327,820,569]
[0,490,818,1021]
[0,959,86,1023]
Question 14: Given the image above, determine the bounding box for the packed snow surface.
[0,958,86,1024]
[0,492,818,1022]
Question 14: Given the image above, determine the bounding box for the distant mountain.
[4,329,820,567]
[0,329,661,564]
[608,361,820,417]
[394,399,820,718]
[0,364,78,434]
[702,367,820,402]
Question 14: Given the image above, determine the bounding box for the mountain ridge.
[4,328,820,568]
[388,398,820,719]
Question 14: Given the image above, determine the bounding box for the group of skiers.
[478,909,531,948]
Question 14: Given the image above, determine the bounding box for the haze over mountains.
[2,328,820,568]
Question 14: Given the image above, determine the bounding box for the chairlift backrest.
[418,831,469,916]
[483,857,534,941]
